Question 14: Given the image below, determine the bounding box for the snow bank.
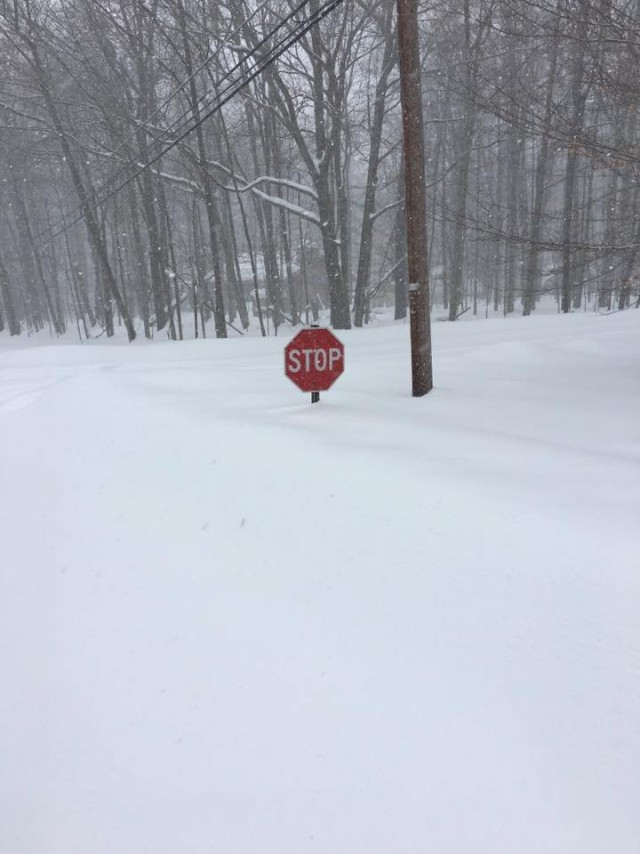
[1,311,638,853]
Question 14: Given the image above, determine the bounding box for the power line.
[25,0,308,246]
[34,0,343,251]
[117,0,318,184]
[82,0,274,169]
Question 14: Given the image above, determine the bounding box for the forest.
[0,0,639,341]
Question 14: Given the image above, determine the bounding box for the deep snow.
[1,310,639,853]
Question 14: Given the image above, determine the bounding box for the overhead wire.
[32,0,343,251]
[24,0,305,245]
[117,0,316,175]
[81,0,273,171]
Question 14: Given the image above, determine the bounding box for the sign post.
[284,327,345,403]
[310,322,320,404]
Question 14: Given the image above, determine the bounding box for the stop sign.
[285,328,345,392]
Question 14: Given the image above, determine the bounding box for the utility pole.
[396,0,433,396]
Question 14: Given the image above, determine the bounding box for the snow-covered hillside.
[1,311,639,854]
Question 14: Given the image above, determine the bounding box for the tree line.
[0,0,638,341]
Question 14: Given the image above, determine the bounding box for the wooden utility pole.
[396,0,433,396]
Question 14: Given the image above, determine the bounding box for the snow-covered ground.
[1,310,639,854]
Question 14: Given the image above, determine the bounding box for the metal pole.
[311,321,320,403]
[396,0,433,396]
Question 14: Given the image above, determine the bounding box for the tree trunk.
[353,12,396,327]
[0,255,20,335]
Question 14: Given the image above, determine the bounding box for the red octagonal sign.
[285,328,345,392]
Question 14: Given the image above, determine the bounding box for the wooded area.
[0,0,638,340]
